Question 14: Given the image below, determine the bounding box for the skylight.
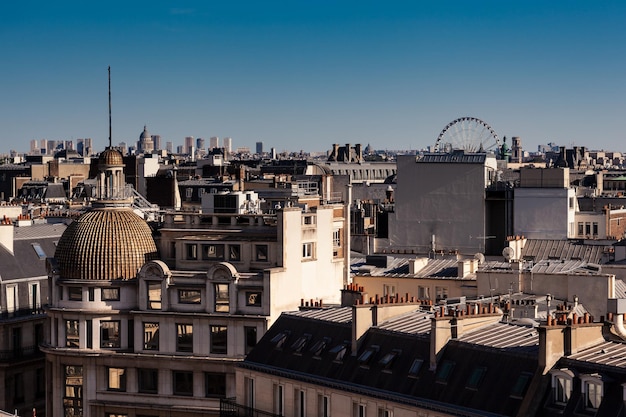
[270,331,290,349]
[290,334,311,353]
[309,337,331,357]
[435,360,455,384]
[510,372,533,398]
[32,243,46,259]
[408,358,423,377]
[379,349,401,369]
[466,366,487,390]
[329,342,349,361]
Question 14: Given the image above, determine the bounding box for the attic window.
[408,358,423,378]
[357,345,379,366]
[32,243,46,259]
[329,342,349,362]
[466,366,487,390]
[510,372,532,398]
[271,331,290,349]
[309,337,331,357]
[435,360,455,384]
[379,349,401,369]
[290,334,311,353]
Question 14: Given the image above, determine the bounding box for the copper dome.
[98,148,124,166]
[54,208,158,280]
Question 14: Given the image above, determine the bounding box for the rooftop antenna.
[108,66,112,148]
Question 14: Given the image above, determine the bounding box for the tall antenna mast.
[108,66,112,148]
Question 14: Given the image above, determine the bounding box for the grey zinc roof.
[351,256,469,279]
[459,322,539,352]
[374,309,433,335]
[520,239,606,263]
[287,307,353,323]
[566,340,626,368]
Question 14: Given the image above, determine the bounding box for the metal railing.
[0,344,43,362]
[220,398,281,417]
[0,307,46,320]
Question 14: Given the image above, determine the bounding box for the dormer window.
[329,342,349,362]
[581,374,603,411]
[271,331,290,349]
[290,334,311,353]
[309,337,331,357]
[550,369,574,406]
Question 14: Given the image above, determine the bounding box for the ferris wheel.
[434,117,500,153]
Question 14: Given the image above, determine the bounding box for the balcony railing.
[0,344,43,362]
[220,398,281,417]
[0,307,46,320]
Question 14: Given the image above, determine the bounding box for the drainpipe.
[344,184,352,287]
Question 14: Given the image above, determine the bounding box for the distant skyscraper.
[118,142,127,155]
[152,135,161,151]
[166,141,173,153]
[84,138,93,156]
[223,137,232,154]
[76,139,84,156]
[209,136,219,150]
[256,141,263,154]
[65,140,74,151]
[30,139,39,154]
[196,137,205,152]
[184,136,194,155]
[177,145,184,154]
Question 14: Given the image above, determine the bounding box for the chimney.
[0,222,14,255]
[457,259,470,278]
[352,304,374,356]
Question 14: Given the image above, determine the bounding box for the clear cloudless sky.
[1,0,625,154]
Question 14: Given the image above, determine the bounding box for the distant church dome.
[140,125,150,140]
[53,146,158,280]
[54,208,158,280]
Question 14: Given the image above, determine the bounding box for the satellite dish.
[474,253,485,265]
[502,247,515,261]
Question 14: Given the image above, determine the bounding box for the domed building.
[137,125,154,154]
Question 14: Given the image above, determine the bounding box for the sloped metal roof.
[520,239,605,263]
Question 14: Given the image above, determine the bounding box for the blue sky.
[1,1,625,154]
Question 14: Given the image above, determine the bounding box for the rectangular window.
[144,322,159,350]
[554,376,571,405]
[107,367,126,391]
[435,286,448,301]
[69,287,82,301]
[205,372,227,398]
[585,380,602,410]
[333,229,341,247]
[585,222,591,236]
[353,403,366,417]
[302,242,314,259]
[32,242,47,259]
[510,372,532,398]
[295,389,306,417]
[64,365,83,417]
[436,360,455,384]
[14,372,24,404]
[147,282,162,310]
[578,222,584,236]
[303,215,313,225]
[377,408,392,417]
[383,284,396,297]
[255,244,268,261]
[273,384,284,416]
[245,326,258,354]
[176,324,193,352]
[102,288,120,301]
[30,282,40,309]
[408,358,423,377]
[244,377,255,408]
[138,368,158,394]
[215,284,229,312]
[418,286,430,299]
[179,289,201,304]
[202,244,225,260]
[88,287,95,301]
[186,243,198,260]
[100,320,121,348]
[229,244,241,261]
[86,319,93,349]
[173,371,194,396]
[593,222,599,237]
[318,395,330,417]
[246,291,262,307]
[210,325,228,354]
[66,320,80,348]
[466,366,487,390]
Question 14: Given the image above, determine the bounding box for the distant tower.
[166,141,173,153]
[209,136,219,150]
[256,141,263,154]
[138,125,154,154]
[223,137,232,154]
[84,138,93,156]
[76,139,84,156]
[151,135,161,151]
[184,136,194,154]
[511,137,523,163]
[196,137,205,152]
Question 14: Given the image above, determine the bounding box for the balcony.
[220,398,281,417]
[0,307,46,321]
[0,344,44,362]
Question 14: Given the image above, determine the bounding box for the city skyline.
[1,1,626,154]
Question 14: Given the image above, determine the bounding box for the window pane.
[179,289,201,304]
[64,366,83,417]
[66,320,80,348]
[147,282,161,310]
[101,321,120,348]
[69,287,82,301]
[202,244,225,260]
[143,322,159,350]
[186,244,198,260]
[205,372,226,398]
[177,324,193,352]
[215,284,229,312]
[173,371,194,396]
[102,288,120,301]
[255,245,268,261]
[138,369,158,393]
[246,292,262,307]
[107,367,126,391]
[245,326,257,354]
[211,325,228,354]
[229,245,241,261]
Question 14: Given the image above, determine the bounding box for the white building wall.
[513,188,574,239]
